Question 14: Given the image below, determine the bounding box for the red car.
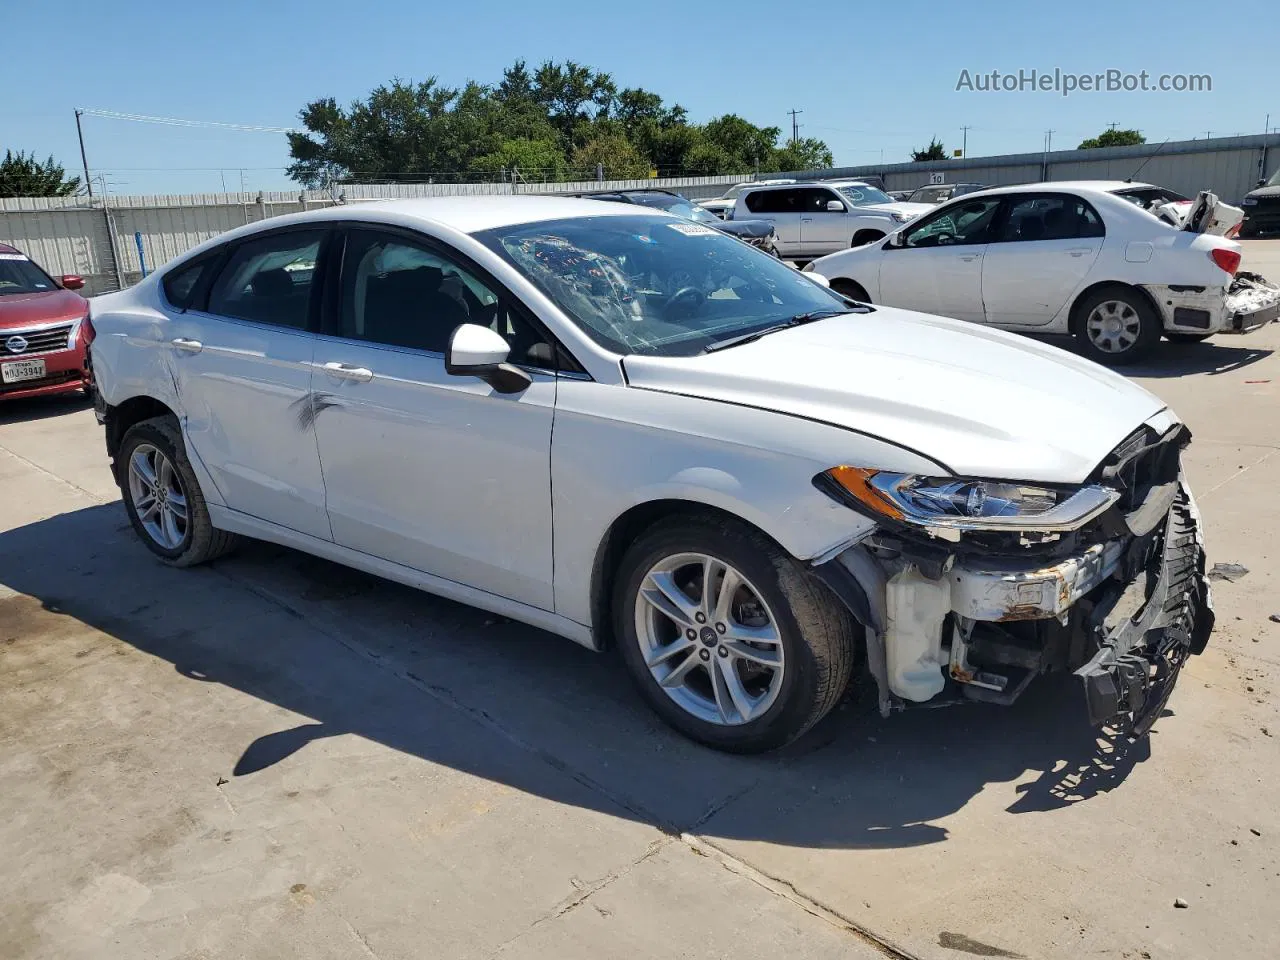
[0,243,94,401]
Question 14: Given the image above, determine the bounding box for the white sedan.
[89,196,1213,751]
[806,182,1278,364]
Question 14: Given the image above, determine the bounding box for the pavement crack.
[336,913,381,959]
[485,837,671,957]
[0,444,109,504]
[1201,448,1280,499]
[679,833,924,960]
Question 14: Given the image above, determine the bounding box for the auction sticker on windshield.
[666,222,718,237]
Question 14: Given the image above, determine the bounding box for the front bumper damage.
[817,427,1215,734]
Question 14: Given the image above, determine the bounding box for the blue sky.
[5,0,1275,195]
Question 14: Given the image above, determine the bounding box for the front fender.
[550,379,941,626]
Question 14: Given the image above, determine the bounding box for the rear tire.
[1165,333,1212,344]
[1072,287,1161,366]
[118,415,239,567]
[613,514,856,753]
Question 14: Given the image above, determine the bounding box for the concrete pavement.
[3,242,1279,960]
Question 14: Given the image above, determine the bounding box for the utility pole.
[787,108,803,146]
[1045,129,1054,153]
[74,109,93,199]
[1107,121,1119,131]
[960,125,971,157]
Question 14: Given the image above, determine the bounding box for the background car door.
[876,197,1001,323]
[165,227,332,540]
[980,193,1105,327]
[310,227,557,610]
[798,187,850,257]
[743,189,804,256]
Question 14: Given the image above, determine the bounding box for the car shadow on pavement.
[0,503,1158,851]
[1027,333,1273,377]
[0,392,92,425]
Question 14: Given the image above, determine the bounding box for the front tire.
[613,515,856,753]
[1073,287,1161,365]
[118,415,238,566]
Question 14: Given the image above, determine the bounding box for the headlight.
[1241,197,1258,206]
[890,212,909,223]
[814,467,1118,534]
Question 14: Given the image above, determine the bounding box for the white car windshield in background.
[476,214,849,356]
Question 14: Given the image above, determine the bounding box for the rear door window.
[206,230,325,329]
[744,189,801,214]
[997,195,1105,242]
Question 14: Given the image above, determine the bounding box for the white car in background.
[697,178,796,219]
[733,181,932,260]
[90,196,1214,752]
[806,182,1279,364]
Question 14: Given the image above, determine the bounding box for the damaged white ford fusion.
[88,197,1214,753]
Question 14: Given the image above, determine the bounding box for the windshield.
[0,255,58,296]
[836,184,894,205]
[625,193,720,224]
[475,214,851,357]
[1267,168,1280,187]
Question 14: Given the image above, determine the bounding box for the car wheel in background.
[1073,287,1161,366]
[829,278,870,303]
[1238,221,1259,239]
[118,415,239,567]
[851,230,885,247]
[1165,333,1212,344]
[613,514,856,753]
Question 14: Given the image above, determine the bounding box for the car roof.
[296,195,660,234]
[954,180,1157,199]
[0,242,20,255]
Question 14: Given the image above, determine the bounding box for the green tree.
[769,137,835,172]
[1078,128,1146,149]
[570,133,651,180]
[0,150,81,198]
[285,61,834,186]
[910,138,948,161]
[473,138,567,181]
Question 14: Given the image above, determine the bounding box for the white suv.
[89,196,1213,752]
[733,181,932,259]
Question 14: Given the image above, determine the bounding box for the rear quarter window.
[161,258,213,310]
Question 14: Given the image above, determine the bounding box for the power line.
[79,108,300,134]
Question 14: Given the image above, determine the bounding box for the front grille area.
[2,323,74,356]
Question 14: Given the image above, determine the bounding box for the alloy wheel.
[1085,299,1142,354]
[127,442,189,550]
[633,552,785,726]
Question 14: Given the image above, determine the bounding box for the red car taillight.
[1209,247,1241,276]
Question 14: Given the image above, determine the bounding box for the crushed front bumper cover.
[822,474,1213,734]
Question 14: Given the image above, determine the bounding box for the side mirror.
[445,323,532,394]
[1259,179,1267,187]
[60,274,85,291]
[804,271,831,288]
[826,200,846,212]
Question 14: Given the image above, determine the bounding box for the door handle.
[321,361,373,383]
[170,337,203,354]
[958,254,981,262]
[1067,247,1092,257]
[800,217,814,222]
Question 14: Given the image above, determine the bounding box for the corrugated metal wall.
[786,133,1279,204]
[3,136,1275,294]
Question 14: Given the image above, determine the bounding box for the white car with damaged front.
[89,196,1213,752]
[806,182,1279,364]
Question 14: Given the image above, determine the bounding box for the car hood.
[715,218,774,239]
[858,201,933,219]
[621,307,1167,484]
[1245,185,1280,200]
[0,289,87,329]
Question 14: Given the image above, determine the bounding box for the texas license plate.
[0,358,46,384]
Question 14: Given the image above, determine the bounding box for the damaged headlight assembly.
[814,466,1119,539]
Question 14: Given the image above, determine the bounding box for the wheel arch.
[105,395,178,479]
[1067,280,1164,335]
[588,499,788,651]
[851,229,886,247]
